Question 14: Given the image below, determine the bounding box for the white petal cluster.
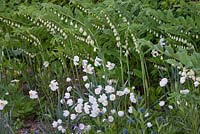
[29,90,38,99]
[106,61,115,70]
[159,78,168,87]
[0,99,8,110]
[49,80,59,91]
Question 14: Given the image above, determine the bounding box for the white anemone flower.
[29,90,38,99]
[159,78,168,87]
[106,61,115,70]
[49,80,59,91]
[118,111,124,117]
[147,122,153,128]
[43,61,49,68]
[159,101,165,107]
[0,99,8,110]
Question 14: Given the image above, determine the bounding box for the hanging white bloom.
[66,77,71,82]
[49,80,59,91]
[108,116,114,122]
[147,122,153,128]
[111,109,116,114]
[73,56,79,66]
[64,92,70,99]
[144,112,149,117]
[159,38,166,47]
[83,64,94,74]
[123,88,130,95]
[159,78,168,87]
[82,75,88,81]
[0,99,8,110]
[180,89,190,94]
[29,90,38,99]
[79,123,85,130]
[194,81,199,87]
[57,119,62,124]
[116,91,124,96]
[105,85,115,93]
[168,105,173,109]
[95,85,102,95]
[77,98,84,104]
[159,101,165,107]
[67,86,72,92]
[128,106,133,114]
[89,96,97,104]
[63,110,70,117]
[109,94,116,101]
[52,121,58,128]
[67,99,73,106]
[75,104,83,113]
[58,126,63,131]
[118,111,124,117]
[98,94,107,103]
[94,57,102,67]
[61,128,66,133]
[106,61,115,70]
[130,93,137,103]
[85,83,90,89]
[70,114,77,120]
[43,61,49,68]
[60,99,65,104]
[82,60,88,68]
[180,77,186,84]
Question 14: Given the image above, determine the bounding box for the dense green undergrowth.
[1,0,200,133]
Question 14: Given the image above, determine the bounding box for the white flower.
[78,98,84,104]
[85,125,91,131]
[57,126,63,131]
[130,93,137,103]
[66,77,71,82]
[180,89,190,94]
[63,110,70,117]
[159,101,165,107]
[83,64,94,74]
[123,88,130,95]
[10,79,19,83]
[95,86,102,95]
[108,116,114,122]
[0,99,8,110]
[82,60,88,68]
[98,94,107,103]
[159,78,168,87]
[194,81,199,87]
[49,80,59,91]
[118,111,124,117]
[73,56,79,66]
[67,86,72,92]
[67,99,73,106]
[106,61,115,70]
[168,105,173,109]
[102,107,107,113]
[105,85,115,93]
[94,57,102,67]
[29,90,38,99]
[85,83,90,89]
[52,121,58,128]
[147,122,153,128]
[64,92,70,99]
[57,119,62,124]
[180,77,186,84]
[79,123,85,130]
[144,112,149,117]
[116,91,124,96]
[111,109,116,114]
[70,114,77,120]
[60,99,65,104]
[109,94,116,101]
[82,76,88,81]
[43,61,49,68]
[61,128,66,133]
[75,104,83,113]
[128,106,133,114]
[89,96,97,104]
[151,49,159,57]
